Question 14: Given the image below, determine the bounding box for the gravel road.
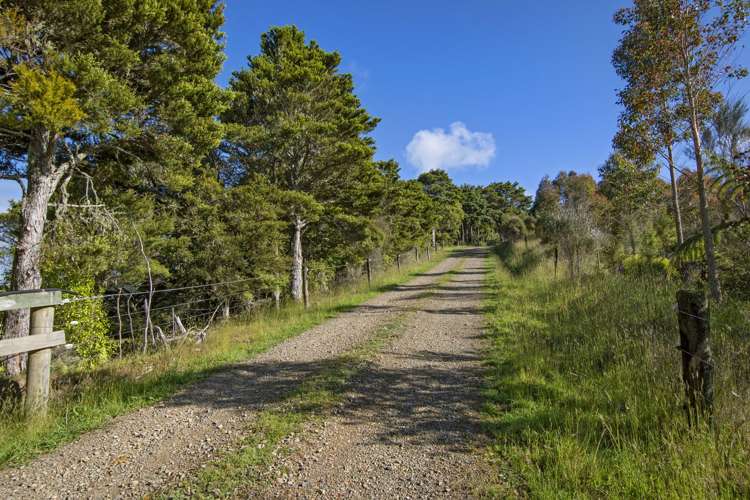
[0,248,489,499]
[255,247,491,499]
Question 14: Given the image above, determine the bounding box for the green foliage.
[55,280,113,367]
[4,64,85,131]
[621,254,675,279]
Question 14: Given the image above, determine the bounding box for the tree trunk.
[667,143,685,245]
[681,46,721,302]
[3,130,58,376]
[554,246,559,278]
[431,227,437,250]
[273,287,281,312]
[290,216,305,302]
[687,102,722,301]
[302,263,309,309]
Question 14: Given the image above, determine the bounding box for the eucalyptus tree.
[613,0,750,301]
[223,26,379,301]
[0,1,226,374]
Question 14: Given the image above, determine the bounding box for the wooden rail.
[0,289,65,417]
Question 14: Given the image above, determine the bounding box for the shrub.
[622,254,675,279]
[55,280,113,367]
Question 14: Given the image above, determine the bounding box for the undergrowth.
[0,250,448,468]
[483,242,750,499]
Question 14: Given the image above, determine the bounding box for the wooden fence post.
[26,304,55,416]
[676,290,714,426]
[396,253,400,272]
[0,290,65,418]
[415,247,419,262]
[366,258,372,289]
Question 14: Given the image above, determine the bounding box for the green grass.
[0,250,449,469]
[163,314,406,499]
[483,242,750,499]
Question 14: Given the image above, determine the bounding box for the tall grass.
[483,242,750,498]
[0,250,448,468]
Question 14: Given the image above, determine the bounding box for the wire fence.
[48,244,441,358]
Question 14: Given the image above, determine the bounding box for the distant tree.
[598,153,663,254]
[416,169,463,246]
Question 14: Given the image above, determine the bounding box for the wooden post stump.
[415,247,419,262]
[396,254,401,272]
[676,290,714,426]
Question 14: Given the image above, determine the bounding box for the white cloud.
[406,122,495,172]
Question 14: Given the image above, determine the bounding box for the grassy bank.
[0,250,448,468]
[483,242,750,498]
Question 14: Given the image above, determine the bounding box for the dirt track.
[0,248,490,499]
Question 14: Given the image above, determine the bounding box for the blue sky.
[1,1,748,209]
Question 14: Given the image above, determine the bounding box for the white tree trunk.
[290,217,305,302]
[686,94,721,301]
[680,39,721,301]
[4,130,59,376]
[431,227,436,249]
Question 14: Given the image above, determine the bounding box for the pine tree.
[222,26,379,301]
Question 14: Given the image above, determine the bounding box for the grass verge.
[0,250,449,469]
[483,242,750,499]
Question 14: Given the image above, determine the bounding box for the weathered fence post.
[366,258,372,289]
[415,247,419,262]
[26,304,55,416]
[0,289,65,418]
[676,290,714,426]
[396,253,401,272]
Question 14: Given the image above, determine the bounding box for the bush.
[622,254,675,279]
[54,280,113,367]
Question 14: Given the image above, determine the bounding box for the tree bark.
[3,130,59,376]
[666,143,685,245]
[431,227,437,249]
[290,216,305,302]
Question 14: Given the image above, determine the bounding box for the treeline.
[0,3,528,373]
[531,0,750,299]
